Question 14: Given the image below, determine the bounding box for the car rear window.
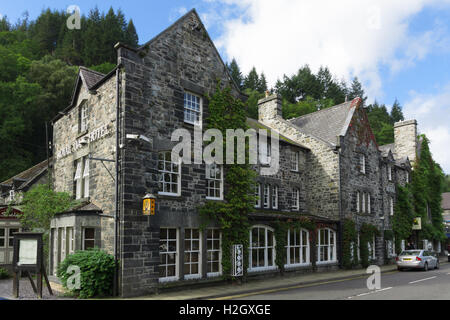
[399,251,421,256]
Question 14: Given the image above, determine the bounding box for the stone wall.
[394,120,417,166]
[52,75,117,254]
[258,95,341,221]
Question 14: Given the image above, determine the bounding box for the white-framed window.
[367,193,371,214]
[406,171,409,183]
[356,191,360,213]
[8,228,19,248]
[360,154,366,174]
[184,229,201,279]
[74,157,89,200]
[184,92,202,125]
[206,164,223,200]
[80,103,88,132]
[254,183,261,208]
[82,228,95,250]
[158,151,181,196]
[368,236,376,260]
[83,158,89,198]
[292,188,300,211]
[0,228,5,248]
[8,190,15,203]
[272,186,278,209]
[0,228,6,248]
[159,228,178,282]
[388,165,392,181]
[317,228,337,263]
[67,227,74,255]
[390,197,394,216]
[291,151,299,172]
[61,228,66,262]
[249,226,276,271]
[259,140,271,165]
[206,229,222,277]
[263,184,270,209]
[285,228,310,267]
[362,192,366,213]
[386,239,395,258]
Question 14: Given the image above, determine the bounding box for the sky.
[1,0,449,173]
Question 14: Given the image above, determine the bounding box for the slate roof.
[246,118,309,150]
[288,98,360,146]
[442,193,450,210]
[1,160,49,190]
[379,143,395,157]
[79,67,106,90]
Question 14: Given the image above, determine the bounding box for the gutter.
[336,136,344,269]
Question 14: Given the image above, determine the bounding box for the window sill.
[207,272,222,278]
[316,260,338,266]
[206,197,224,201]
[159,276,179,283]
[247,266,277,273]
[184,274,202,280]
[284,263,312,269]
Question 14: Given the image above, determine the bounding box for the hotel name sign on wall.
[56,124,111,160]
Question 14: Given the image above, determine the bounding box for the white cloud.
[205,0,450,101]
[404,86,450,173]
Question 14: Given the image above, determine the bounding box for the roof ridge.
[1,159,49,185]
[79,66,106,77]
[289,98,357,122]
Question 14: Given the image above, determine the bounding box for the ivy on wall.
[273,217,316,272]
[392,185,414,253]
[359,223,379,268]
[198,83,256,281]
[342,219,358,269]
[410,135,446,242]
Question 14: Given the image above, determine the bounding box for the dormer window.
[79,103,88,133]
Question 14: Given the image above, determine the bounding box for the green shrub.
[0,267,10,279]
[56,249,117,299]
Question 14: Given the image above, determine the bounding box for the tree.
[227,58,243,90]
[258,72,268,93]
[20,184,76,230]
[124,19,139,47]
[243,67,260,92]
[390,99,404,124]
[348,77,367,105]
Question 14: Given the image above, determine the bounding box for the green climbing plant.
[198,83,256,281]
[342,219,358,269]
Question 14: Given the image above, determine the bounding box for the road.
[226,262,450,300]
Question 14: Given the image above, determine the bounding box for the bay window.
[317,228,336,263]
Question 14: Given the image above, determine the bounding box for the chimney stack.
[258,94,282,123]
[394,119,418,166]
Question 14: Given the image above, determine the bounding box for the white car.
[396,250,439,271]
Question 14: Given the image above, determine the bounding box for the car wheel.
[423,263,428,271]
[397,267,403,271]
[435,261,439,269]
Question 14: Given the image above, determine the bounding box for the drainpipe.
[114,65,122,296]
[336,138,344,269]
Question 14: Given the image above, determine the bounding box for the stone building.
[0,160,50,268]
[47,9,418,297]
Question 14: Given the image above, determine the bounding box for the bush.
[0,267,10,279]
[57,249,117,299]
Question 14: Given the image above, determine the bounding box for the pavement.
[124,260,442,300]
[1,258,447,300]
